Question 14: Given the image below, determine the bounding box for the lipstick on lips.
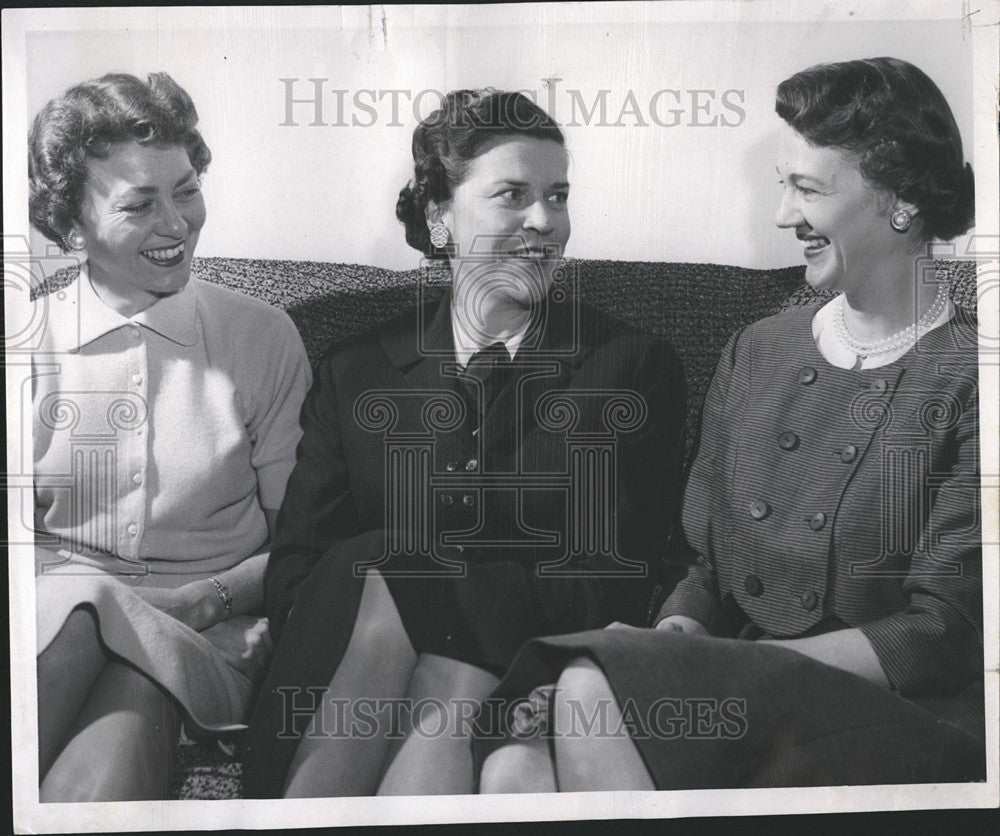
[142,241,186,267]
[508,246,558,260]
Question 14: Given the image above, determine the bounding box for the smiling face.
[72,141,206,316]
[438,135,570,323]
[774,123,912,297]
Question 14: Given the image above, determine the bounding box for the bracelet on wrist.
[208,577,233,619]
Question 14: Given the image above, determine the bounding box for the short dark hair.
[395,89,565,258]
[28,72,211,248]
[776,57,974,241]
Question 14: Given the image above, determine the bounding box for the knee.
[39,607,99,667]
[479,744,552,794]
[555,656,610,715]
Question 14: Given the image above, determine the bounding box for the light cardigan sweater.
[33,268,311,575]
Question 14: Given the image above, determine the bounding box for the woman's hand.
[605,621,651,633]
[132,581,222,633]
[200,616,274,681]
[654,614,709,636]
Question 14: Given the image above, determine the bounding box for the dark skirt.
[242,531,649,797]
[472,629,986,789]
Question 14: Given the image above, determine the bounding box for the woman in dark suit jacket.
[477,58,984,792]
[242,90,686,796]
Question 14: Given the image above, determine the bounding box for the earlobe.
[425,201,443,227]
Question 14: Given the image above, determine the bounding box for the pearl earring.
[62,230,86,252]
[429,222,450,249]
[890,208,913,233]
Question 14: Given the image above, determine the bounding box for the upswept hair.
[28,72,211,247]
[776,57,974,241]
[396,89,565,257]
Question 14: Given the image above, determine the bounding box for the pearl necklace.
[832,283,949,360]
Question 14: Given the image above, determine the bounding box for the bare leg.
[283,570,418,797]
[552,657,654,791]
[479,736,557,794]
[375,653,499,796]
[37,607,107,780]
[40,660,181,801]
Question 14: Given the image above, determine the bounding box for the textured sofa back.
[31,255,977,458]
[190,256,978,456]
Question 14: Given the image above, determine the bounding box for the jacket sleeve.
[858,369,983,695]
[654,331,742,636]
[263,351,363,638]
[527,332,688,631]
[614,337,687,581]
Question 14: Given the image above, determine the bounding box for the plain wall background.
[23,5,976,271]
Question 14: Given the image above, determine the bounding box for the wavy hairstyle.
[776,57,974,241]
[28,72,211,248]
[396,89,565,258]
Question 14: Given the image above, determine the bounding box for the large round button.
[462,494,475,507]
[441,494,454,507]
[131,472,143,485]
[465,458,479,472]
[870,378,888,394]
[798,367,817,385]
[749,500,771,520]
[778,432,799,451]
[744,574,763,597]
[840,444,858,463]
[127,523,138,536]
[800,590,819,611]
[808,512,827,531]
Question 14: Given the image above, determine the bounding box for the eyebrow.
[776,166,822,185]
[490,179,571,190]
[120,170,198,195]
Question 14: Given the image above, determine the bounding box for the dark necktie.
[457,341,512,429]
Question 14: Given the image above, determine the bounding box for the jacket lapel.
[378,289,471,462]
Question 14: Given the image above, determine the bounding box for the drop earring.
[890,208,912,233]
[429,222,450,249]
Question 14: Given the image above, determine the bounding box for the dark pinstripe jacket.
[658,306,982,731]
